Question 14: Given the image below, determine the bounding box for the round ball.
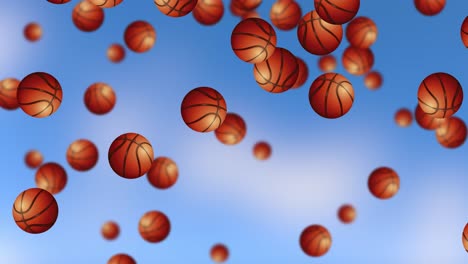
[88,0,124,8]
[147,157,179,189]
[368,167,400,199]
[24,23,42,42]
[154,0,198,17]
[48,0,71,3]
[12,188,59,234]
[342,46,374,75]
[297,10,343,55]
[309,73,355,119]
[0,78,20,110]
[241,10,260,20]
[72,1,105,32]
[461,17,468,48]
[414,0,445,16]
[395,108,413,127]
[417,72,463,118]
[337,204,356,224]
[193,0,224,26]
[66,139,99,171]
[101,221,120,240]
[253,141,271,160]
[231,18,277,63]
[435,116,467,149]
[107,253,136,264]
[414,105,444,130]
[210,243,229,262]
[270,0,302,31]
[318,55,337,72]
[345,16,377,48]
[232,0,262,12]
[25,150,44,169]
[124,20,156,53]
[214,112,247,145]
[364,71,383,90]
[314,0,360,25]
[291,57,309,89]
[299,224,332,257]
[229,0,247,17]
[108,133,154,179]
[462,223,468,252]
[181,87,227,132]
[107,44,125,63]
[138,210,171,243]
[17,72,63,118]
[84,82,116,115]
[35,162,68,195]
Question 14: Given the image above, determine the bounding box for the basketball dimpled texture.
[214,112,247,145]
[0,78,20,110]
[124,20,156,53]
[435,116,467,149]
[138,211,171,243]
[368,167,400,199]
[270,0,302,31]
[153,0,198,17]
[342,46,374,75]
[66,139,99,171]
[299,224,332,257]
[84,82,116,115]
[210,243,229,262]
[35,162,68,195]
[147,157,179,189]
[88,0,124,8]
[72,1,105,32]
[314,0,360,25]
[345,16,377,48]
[414,0,446,16]
[192,0,224,26]
[107,253,136,264]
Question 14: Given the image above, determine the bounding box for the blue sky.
[0,0,467,263]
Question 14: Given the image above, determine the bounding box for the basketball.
[181,87,227,132]
[138,210,171,243]
[415,105,443,130]
[12,188,59,234]
[101,221,120,240]
[84,82,116,115]
[345,16,377,48]
[232,0,262,12]
[108,132,154,179]
[231,18,277,63]
[17,72,63,118]
[107,254,136,264]
[0,78,20,110]
[24,23,42,42]
[314,0,360,25]
[124,20,156,53]
[270,0,302,31]
[364,71,383,90]
[461,17,468,48]
[88,0,124,8]
[417,72,463,118]
[414,0,446,16]
[72,1,105,32]
[154,0,198,17]
[368,167,400,199]
[299,224,332,257]
[342,46,374,75]
[337,204,356,224]
[214,112,247,145]
[253,47,299,93]
[241,10,260,20]
[192,0,224,26]
[462,223,468,252]
[35,162,68,195]
[147,157,179,189]
[25,150,44,169]
[395,108,413,127]
[292,57,309,89]
[229,0,247,17]
[309,73,355,119]
[318,55,337,72]
[107,44,125,63]
[253,141,271,160]
[435,116,467,149]
[48,0,71,3]
[66,139,99,171]
[210,243,229,262]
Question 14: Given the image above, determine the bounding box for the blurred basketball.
[24,23,42,42]
[309,73,354,119]
[107,44,125,63]
[368,167,400,199]
[337,204,356,224]
[462,223,468,252]
[314,0,359,25]
[210,243,229,262]
[107,254,136,264]
[181,87,227,132]
[232,0,262,12]
[84,82,116,115]
[101,221,120,240]
[193,0,224,26]
[461,17,468,47]
[147,157,179,189]
[417,72,463,118]
[342,46,374,75]
[139,210,171,243]
[395,108,413,127]
[12,188,59,234]
[299,224,332,257]
[318,55,337,72]
[108,133,154,179]
[48,0,71,3]
[229,0,247,17]
[17,72,63,118]
[35,162,68,195]
[72,1,104,32]
[364,71,383,90]
[270,0,302,30]
[346,16,377,48]
[25,150,44,169]
[66,139,99,171]
[297,11,343,55]
[214,113,247,145]
[231,18,277,63]
[154,0,198,17]
[291,57,309,89]
[253,47,299,93]
[253,141,271,160]
[241,10,260,20]
[414,105,444,130]
[0,78,20,110]
[414,0,445,16]
[88,0,123,8]
[435,116,467,149]
[124,20,156,53]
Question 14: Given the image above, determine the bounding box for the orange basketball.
[231,18,277,63]
[107,44,125,63]
[35,162,68,195]
[72,1,104,32]
[368,167,400,199]
[88,0,124,8]
[435,116,467,149]
[309,73,355,119]
[108,133,154,179]
[291,57,308,89]
[154,0,198,17]
[364,71,383,90]
[299,224,332,257]
[101,221,120,240]
[462,223,468,252]
[342,46,374,75]
[17,72,63,118]
[229,0,247,17]
[181,87,227,132]
[25,150,44,169]
[84,82,116,115]
[107,253,136,264]
[270,0,302,31]
[414,0,445,16]
[417,72,463,118]
[193,0,224,26]
[414,105,444,130]
[48,0,71,3]
[214,113,247,145]
[241,10,260,20]
[461,17,468,48]
[318,55,337,72]
[0,78,20,110]
[24,23,42,42]
[138,210,171,243]
[66,139,99,171]
[345,16,377,48]
[124,20,156,53]
[12,188,59,234]
[314,0,359,25]
[337,204,356,224]
[253,141,271,160]
[232,0,262,12]
[395,108,413,127]
[210,243,229,262]
[297,11,343,55]
[147,157,179,189]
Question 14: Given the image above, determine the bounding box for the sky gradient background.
[0,0,467,263]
